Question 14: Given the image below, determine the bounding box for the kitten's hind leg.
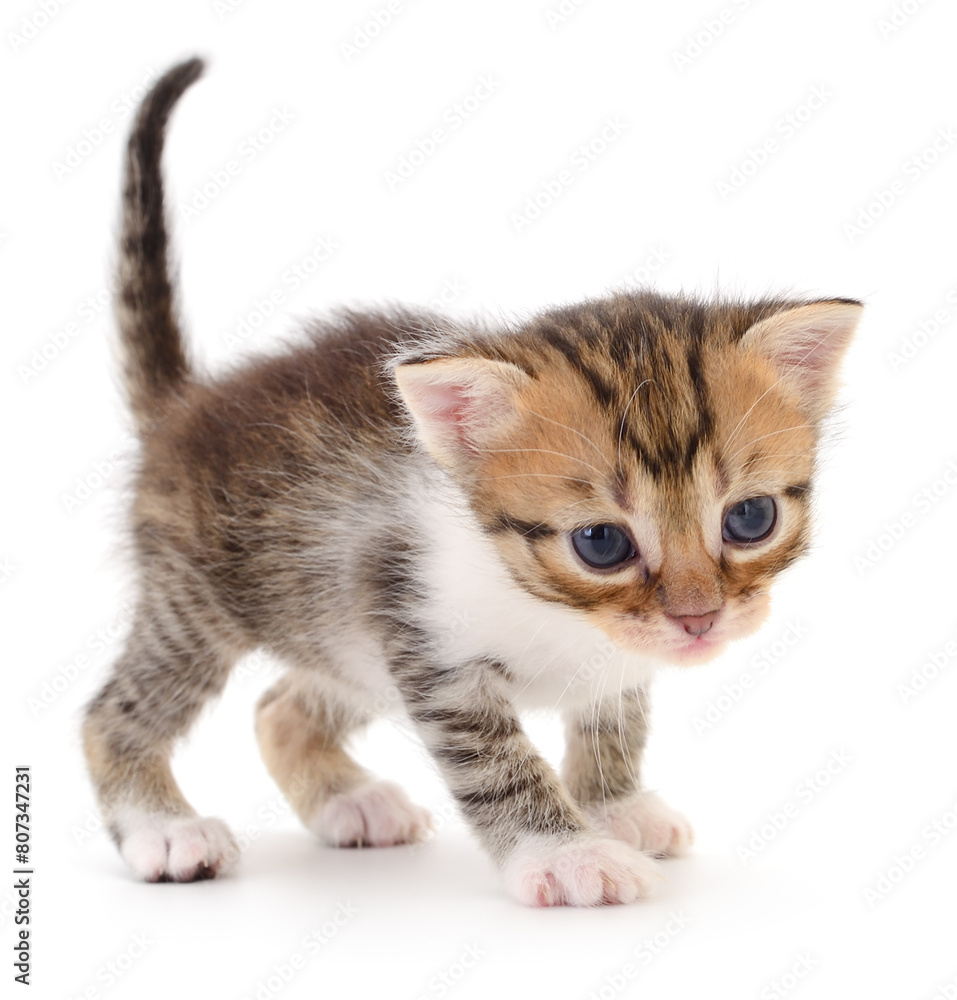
[255,673,432,848]
[83,598,242,882]
[562,690,694,858]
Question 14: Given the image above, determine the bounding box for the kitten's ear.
[394,357,531,467]
[739,299,862,420]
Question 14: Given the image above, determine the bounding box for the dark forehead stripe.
[528,296,717,481]
[486,512,555,540]
[533,319,619,409]
[784,481,812,500]
[578,362,618,410]
[622,337,715,480]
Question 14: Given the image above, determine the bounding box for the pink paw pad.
[502,836,661,907]
[119,815,239,882]
[589,791,695,858]
[312,781,433,847]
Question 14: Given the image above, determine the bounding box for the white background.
[3,0,956,998]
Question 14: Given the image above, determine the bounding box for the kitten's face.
[395,295,859,665]
[464,342,814,664]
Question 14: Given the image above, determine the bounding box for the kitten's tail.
[116,57,204,434]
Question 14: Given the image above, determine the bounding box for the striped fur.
[83,60,861,903]
[114,58,200,433]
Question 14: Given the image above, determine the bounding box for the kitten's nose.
[670,612,718,636]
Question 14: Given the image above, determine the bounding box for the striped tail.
[115,57,204,433]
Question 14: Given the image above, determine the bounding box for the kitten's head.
[394,293,860,665]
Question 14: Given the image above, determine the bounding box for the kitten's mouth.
[608,616,729,665]
[661,607,728,664]
[608,600,771,665]
[668,634,724,664]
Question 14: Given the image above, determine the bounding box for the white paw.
[311,781,433,848]
[502,835,661,907]
[117,813,239,882]
[588,791,695,857]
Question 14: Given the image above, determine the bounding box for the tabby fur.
[83,59,861,906]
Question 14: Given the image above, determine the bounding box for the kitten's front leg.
[397,660,660,907]
[562,689,694,858]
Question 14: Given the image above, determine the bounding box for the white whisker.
[617,380,655,475]
[475,446,608,479]
[726,424,815,463]
[522,407,616,473]
[482,473,595,487]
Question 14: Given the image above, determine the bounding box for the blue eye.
[571,525,636,570]
[723,496,777,544]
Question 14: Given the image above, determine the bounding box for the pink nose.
[670,612,718,637]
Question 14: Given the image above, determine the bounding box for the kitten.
[83,58,861,906]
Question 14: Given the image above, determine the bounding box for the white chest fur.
[412,484,659,712]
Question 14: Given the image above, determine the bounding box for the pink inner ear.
[401,372,490,452]
[778,334,838,377]
[770,322,856,397]
[394,356,530,463]
[420,382,473,428]
[740,301,862,414]
[411,379,486,451]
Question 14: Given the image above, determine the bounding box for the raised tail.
[116,57,204,433]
